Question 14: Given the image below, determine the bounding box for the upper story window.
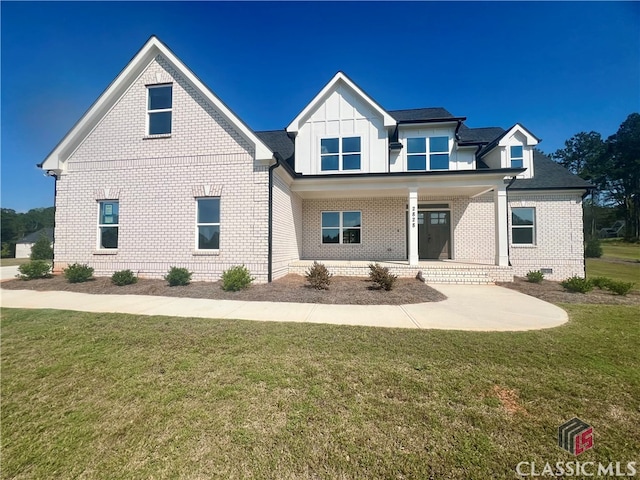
[98,201,119,249]
[406,136,450,171]
[510,146,524,168]
[321,137,361,171]
[147,84,172,135]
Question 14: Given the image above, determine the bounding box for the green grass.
[0,258,31,267]
[587,240,639,289]
[2,306,638,479]
[600,240,640,261]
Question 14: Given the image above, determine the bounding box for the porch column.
[494,184,509,266]
[408,188,419,265]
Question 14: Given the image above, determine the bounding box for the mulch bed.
[498,276,640,306]
[1,274,447,305]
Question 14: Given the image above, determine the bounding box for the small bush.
[221,265,254,292]
[111,269,138,286]
[560,276,593,294]
[17,260,52,280]
[164,266,192,286]
[64,263,94,283]
[526,270,544,283]
[605,280,634,296]
[30,235,53,260]
[591,276,612,290]
[368,263,398,291]
[305,261,332,290]
[585,237,603,258]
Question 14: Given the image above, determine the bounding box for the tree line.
[1,207,55,257]
[551,113,640,240]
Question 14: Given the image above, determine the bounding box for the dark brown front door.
[418,211,450,259]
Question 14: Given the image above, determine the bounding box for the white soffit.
[498,124,540,147]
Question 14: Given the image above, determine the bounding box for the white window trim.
[405,136,450,171]
[510,145,524,168]
[97,200,119,251]
[511,207,536,246]
[195,197,221,251]
[146,84,173,136]
[320,137,362,172]
[321,211,362,245]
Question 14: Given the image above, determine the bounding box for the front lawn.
[0,258,30,267]
[2,305,638,479]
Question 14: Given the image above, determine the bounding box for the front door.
[418,211,450,259]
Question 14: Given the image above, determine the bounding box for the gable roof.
[389,107,465,124]
[458,125,506,144]
[286,71,396,133]
[478,123,540,157]
[17,227,54,244]
[40,36,274,172]
[510,150,593,190]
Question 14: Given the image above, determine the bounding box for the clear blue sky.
[2,1,638,212]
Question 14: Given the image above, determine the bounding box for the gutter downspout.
[505,175,518,267]
[267,155,281,283]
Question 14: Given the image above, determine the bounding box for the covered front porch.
[288,260,513,284]
[290,170,514,275]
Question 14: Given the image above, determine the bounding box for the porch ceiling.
[290,173,505,199]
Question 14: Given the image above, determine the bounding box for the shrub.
[17,260,52,280]
[526,270,544,283]
[591,276,612,290]
[605,280,634,296]
[164,266,192,286]
[30,235,53,260]
[560,276,593,294]
[585,237,603,258]
[305,261,332,290]
[63,263,94,283]
[221,265,254,292]
[368,263,398,291]
[111,269,138,286]
[1,242,13,258]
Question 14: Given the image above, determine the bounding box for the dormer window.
[321,137,361,171]
[406,136,450,171]
[510,146,524,168]
[147,84,172,135]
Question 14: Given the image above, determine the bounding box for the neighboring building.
[15,227,54,259]
[39,37,592,283]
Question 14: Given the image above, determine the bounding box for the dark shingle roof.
[17,227,54,244]
[458,125,505,144]
[255,130,295,169]
[510,150,593,190]
[389,108,457,122]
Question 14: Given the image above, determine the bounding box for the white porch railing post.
[494,184,509,266]
[408,188,419,265]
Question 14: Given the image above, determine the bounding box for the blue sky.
[2,1,638,212]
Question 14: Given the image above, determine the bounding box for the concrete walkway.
[0,284,567,331]
[0,266,20,282]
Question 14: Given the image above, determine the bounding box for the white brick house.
[40,36,591,283]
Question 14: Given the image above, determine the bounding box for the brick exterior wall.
[54,55,270,282]
[508,192,585,281]
[271,169,303,279]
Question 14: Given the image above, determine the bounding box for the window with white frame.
[320,137,361,171]
[512,207,535,244]
[321,211,361,244]
[510,146,524,168]
[147,84,172,135]
[406,136,449,171]
[196,198,220,250]
[98,201,119,249]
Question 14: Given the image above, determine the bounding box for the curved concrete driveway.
[1,284,567,331]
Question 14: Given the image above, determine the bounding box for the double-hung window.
[320,137,361,171]
[512,207,535,244]
[197,198,220,250]
[321,211,361,244]
[406,136,449,171]
[147,84,172,135]
[98,201,119,249]
[510,146,524,168]
[429,136,450,170]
